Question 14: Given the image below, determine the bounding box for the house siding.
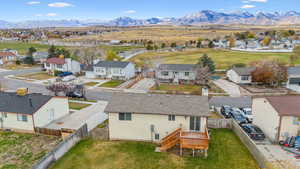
[279,116,300,141]
[91,63,135,80]
[33,97,69,128]
[252,98,280,142]
[156,70,196,83]
[287,74,300,93]
[227,69,252,84]
[0,113,34,132]
[108,112,207,142]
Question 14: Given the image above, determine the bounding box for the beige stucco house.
[0,92,69,133]
[226,67,256,84]
[253,96,300,143]
[105,93,210,142]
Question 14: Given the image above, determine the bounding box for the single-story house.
[44,57,81,75]
[33,51,49,63]
[209,96,252,112]
[0,51,17,65]
[286,67,300,93]
[156,64,197,84]
[0,91,69,133]
[226,67,256,84]
[105,93,210,142]
[253,96,300,142]
[83,61,135,80]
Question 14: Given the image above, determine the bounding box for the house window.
[3,113,7,118]
[17,114,28,122]
[56,64,63,69]
[241,76,249,81]
[161,71,169,76]
[155,133,160,140]
[293,117,299,125]
[119,113,132,121]
[168,115,175,121]
[46,63,50,67]
[112,69,120,74]
[185,72,190,76]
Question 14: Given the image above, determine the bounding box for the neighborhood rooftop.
[94,61,130,68]
[266,96,300,116]
[0,92,53,115]
[209,96,252,108]
[288,67,300,75]
[158,64,196,71]
[232,67,256,76]
[0,51,16,58]
[105,93,210,116]
[46,57,66,64]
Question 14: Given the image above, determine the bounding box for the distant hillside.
[1,10,300,28]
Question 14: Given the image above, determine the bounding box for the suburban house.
[253,96,300,143]
[286,67,300,93]
[44,57,81,75]
[0,51,17,65]
[33,51,49,63]
[83,61,135,80]
[0,91,69,133]
[156,64,197,84]
[226,67,256,84]
[105,93,210,155]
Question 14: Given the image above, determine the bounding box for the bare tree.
[195,66,211,86]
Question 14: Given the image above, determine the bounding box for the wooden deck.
[160,128,209,157]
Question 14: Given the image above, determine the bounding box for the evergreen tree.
[197,54,215,73]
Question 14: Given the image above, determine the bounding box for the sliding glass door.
[190,116,201,131]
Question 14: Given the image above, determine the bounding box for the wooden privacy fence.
[35,127,62,137]
[208,119,232,129]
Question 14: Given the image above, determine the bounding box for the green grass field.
[50,129,259,169]
[99,80,125,88]
[152,84,202,93]
[68,102,91,110]
[130,48,296,69]
[0,42,50,55]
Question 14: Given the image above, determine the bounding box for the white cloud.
[46,13,58,17]
[48,2,73,8]
[248,0,268,2]
[124,10,136,14]
[241,4,256,9]
[27,1,40,5]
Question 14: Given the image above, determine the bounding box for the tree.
[23,56,35,65]
[27,47,37,57]
[251,61,287,87]
[196,38,203,48]
[106,50,122,61]
[262,36,271,46]
[161,43,166,48]
[197,54,215,73]
[146,44,154,50]
[195,66,210,85]
[48,45,57,58]
[208,41,214,48]
[229,37,236,48]
[170,42,177,48]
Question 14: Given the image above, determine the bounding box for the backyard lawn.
[130,48,295,69]
[18,72,53,80]
[69,102,91,110]
[99,80,125,88]
[0,131,61,169]
[84,82,99,87]
[151,84,202,93]
[50,129,259,169]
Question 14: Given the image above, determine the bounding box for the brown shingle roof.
[105,93,210,116]
[46,58,65,64]
[0,52,16,58]
[266,96,300,116]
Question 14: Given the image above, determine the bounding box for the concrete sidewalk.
[130,78,155,91]
[213,79,241,97]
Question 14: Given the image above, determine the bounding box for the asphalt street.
[0,68,113,101]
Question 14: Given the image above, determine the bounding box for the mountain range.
[1,10,300,29]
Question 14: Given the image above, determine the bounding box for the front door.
[190,116,201,131]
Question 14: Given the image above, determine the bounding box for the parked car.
[66,91,84,98]
[220,105,232,118]
[241,124,265,141]
[58,72,73,77]
[61,75,76,82]
[240,108,253,123]
[231,111,248,125]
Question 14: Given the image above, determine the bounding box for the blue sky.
[2,0,300,21]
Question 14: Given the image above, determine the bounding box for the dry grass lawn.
[18,72,53,80]
[0,131,61,169]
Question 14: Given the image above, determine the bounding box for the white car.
[240,108,253,123]
[61,75,76,82]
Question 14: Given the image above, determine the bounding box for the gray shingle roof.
[0,92,52,115]
[105,93,210,116]
[158,64,196,72]
[288,67,300,76]
[232,67,256,76]
[209,96,252,108]
[94,61,130,68]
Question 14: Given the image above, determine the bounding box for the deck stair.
[160,128,181,151]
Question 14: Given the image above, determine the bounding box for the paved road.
[0,68,113,101]
[130,78,155,91]
[213,79,241,97]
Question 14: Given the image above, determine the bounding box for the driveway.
[130,78,155,91]
[45,101,108,132]
[213,79,241,97]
